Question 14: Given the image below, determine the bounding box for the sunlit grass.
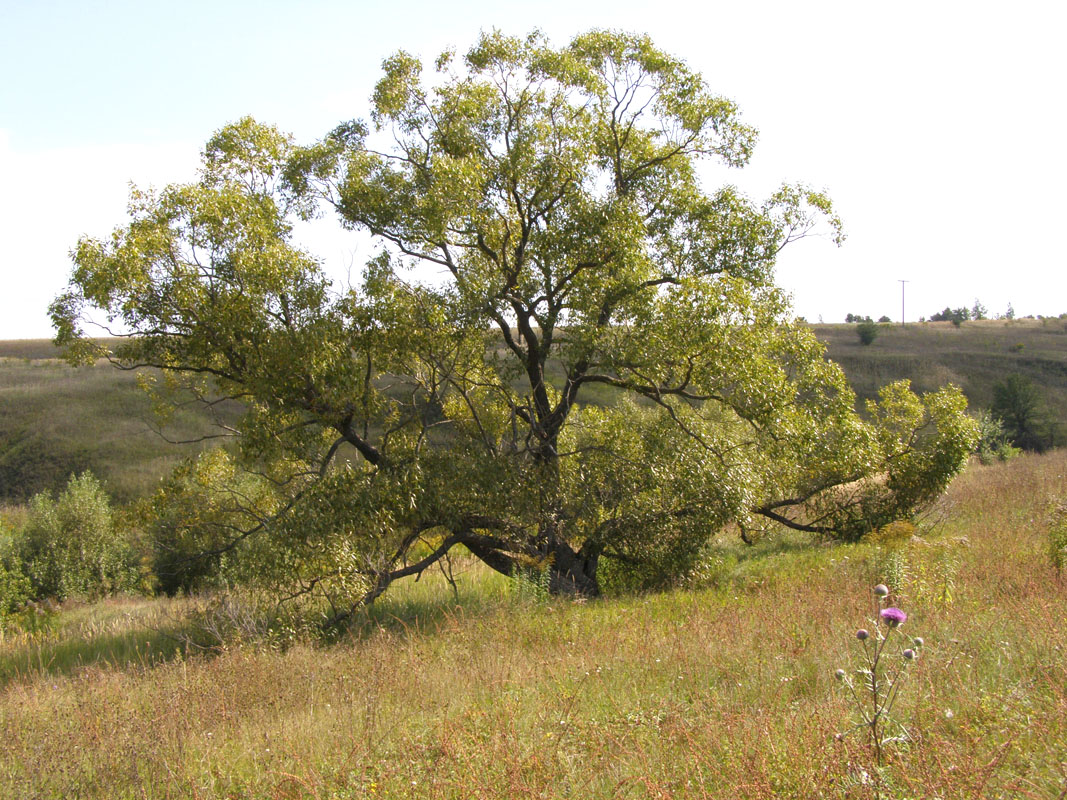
[1,451,1064,798]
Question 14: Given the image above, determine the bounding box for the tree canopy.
[52,30,978,614]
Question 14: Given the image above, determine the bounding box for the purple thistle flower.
[880,607,907,627]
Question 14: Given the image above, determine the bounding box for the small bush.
[0,521,31,627]
[856,320,879,345]
[1049,500,1067,574]
[19,472,145,601]
[974,410,1021,464]
[147,449,279,595]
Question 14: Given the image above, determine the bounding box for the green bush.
[20,472,145,601]
[0,520,31,625]
[856,321,879,346]
[974,410,1021,464]
[1049,500,1067,574]
[992,374,1052,452]
[147,450,278,595]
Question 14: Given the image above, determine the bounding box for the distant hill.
[816,318,1067,428]
[1,320,1064,504]
[0,340,237,503]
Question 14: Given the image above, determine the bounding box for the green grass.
[1,451,1065,798]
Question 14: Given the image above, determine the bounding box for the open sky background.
[1,0,1065,339]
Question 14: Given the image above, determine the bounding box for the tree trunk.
[547,540,601,597]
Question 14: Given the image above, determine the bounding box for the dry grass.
[817,318,1067,428]
[1,452,1065,798]
[0,351,238,502]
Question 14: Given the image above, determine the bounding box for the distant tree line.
[844,313,891,324]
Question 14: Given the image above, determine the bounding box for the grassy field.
[0,340,238,502]
[1,450,1064,798]
[2,320,1065,505]
[818,318,1067,425]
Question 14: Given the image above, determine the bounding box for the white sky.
[1,0,1065,338]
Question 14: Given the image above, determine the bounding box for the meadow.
[1,450,1064,799]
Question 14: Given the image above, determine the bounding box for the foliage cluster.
[973,409,1021,464]
[991,373,1054,453]
[0,520,31,624]
[930,306,971,326]
[0,473,148,622]
[856,319,879,345]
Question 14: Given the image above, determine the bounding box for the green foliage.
[930,306,972,325]
[18,473,146,601]
[974,410,1021,464]
[147,449,275,595]
[0,521,31,625]
[992,373,1052,452]
[1049,499,1067,574]
[856,320,879,345]
[51,30,977,604]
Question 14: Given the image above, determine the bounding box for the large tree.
[52,31,977,614]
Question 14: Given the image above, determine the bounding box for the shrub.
[147,449,279,595]
[856,320,879,345]
[0,521,31,626]
[974,410,1021,464]
[19,472,144,600]
[992,374,1052,452]
[1049,500,1067,574]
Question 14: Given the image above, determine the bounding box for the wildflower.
[856,629,870,640]
[912,636,924,648]
[873,584,890,598]
[880,607,907,627]
[902,648,916,660]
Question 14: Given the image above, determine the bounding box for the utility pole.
[899,280,909,327]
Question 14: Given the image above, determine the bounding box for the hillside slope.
[817,318,1067,426]
[1,320,1064,503]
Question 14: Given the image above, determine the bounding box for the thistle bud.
[856,629,869,641]
[835,668,846,680]
[873,584,889,598]
[903,648,916,660]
